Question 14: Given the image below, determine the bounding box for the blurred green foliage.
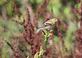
[0,0,81,58]
[6,0,14,16]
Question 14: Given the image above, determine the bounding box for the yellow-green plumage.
[44,18,58,25]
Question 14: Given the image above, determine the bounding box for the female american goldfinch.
[36,18,58,33]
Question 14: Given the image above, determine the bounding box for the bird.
[36,18,58,33]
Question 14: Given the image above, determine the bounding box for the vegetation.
[0,0,82,58]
